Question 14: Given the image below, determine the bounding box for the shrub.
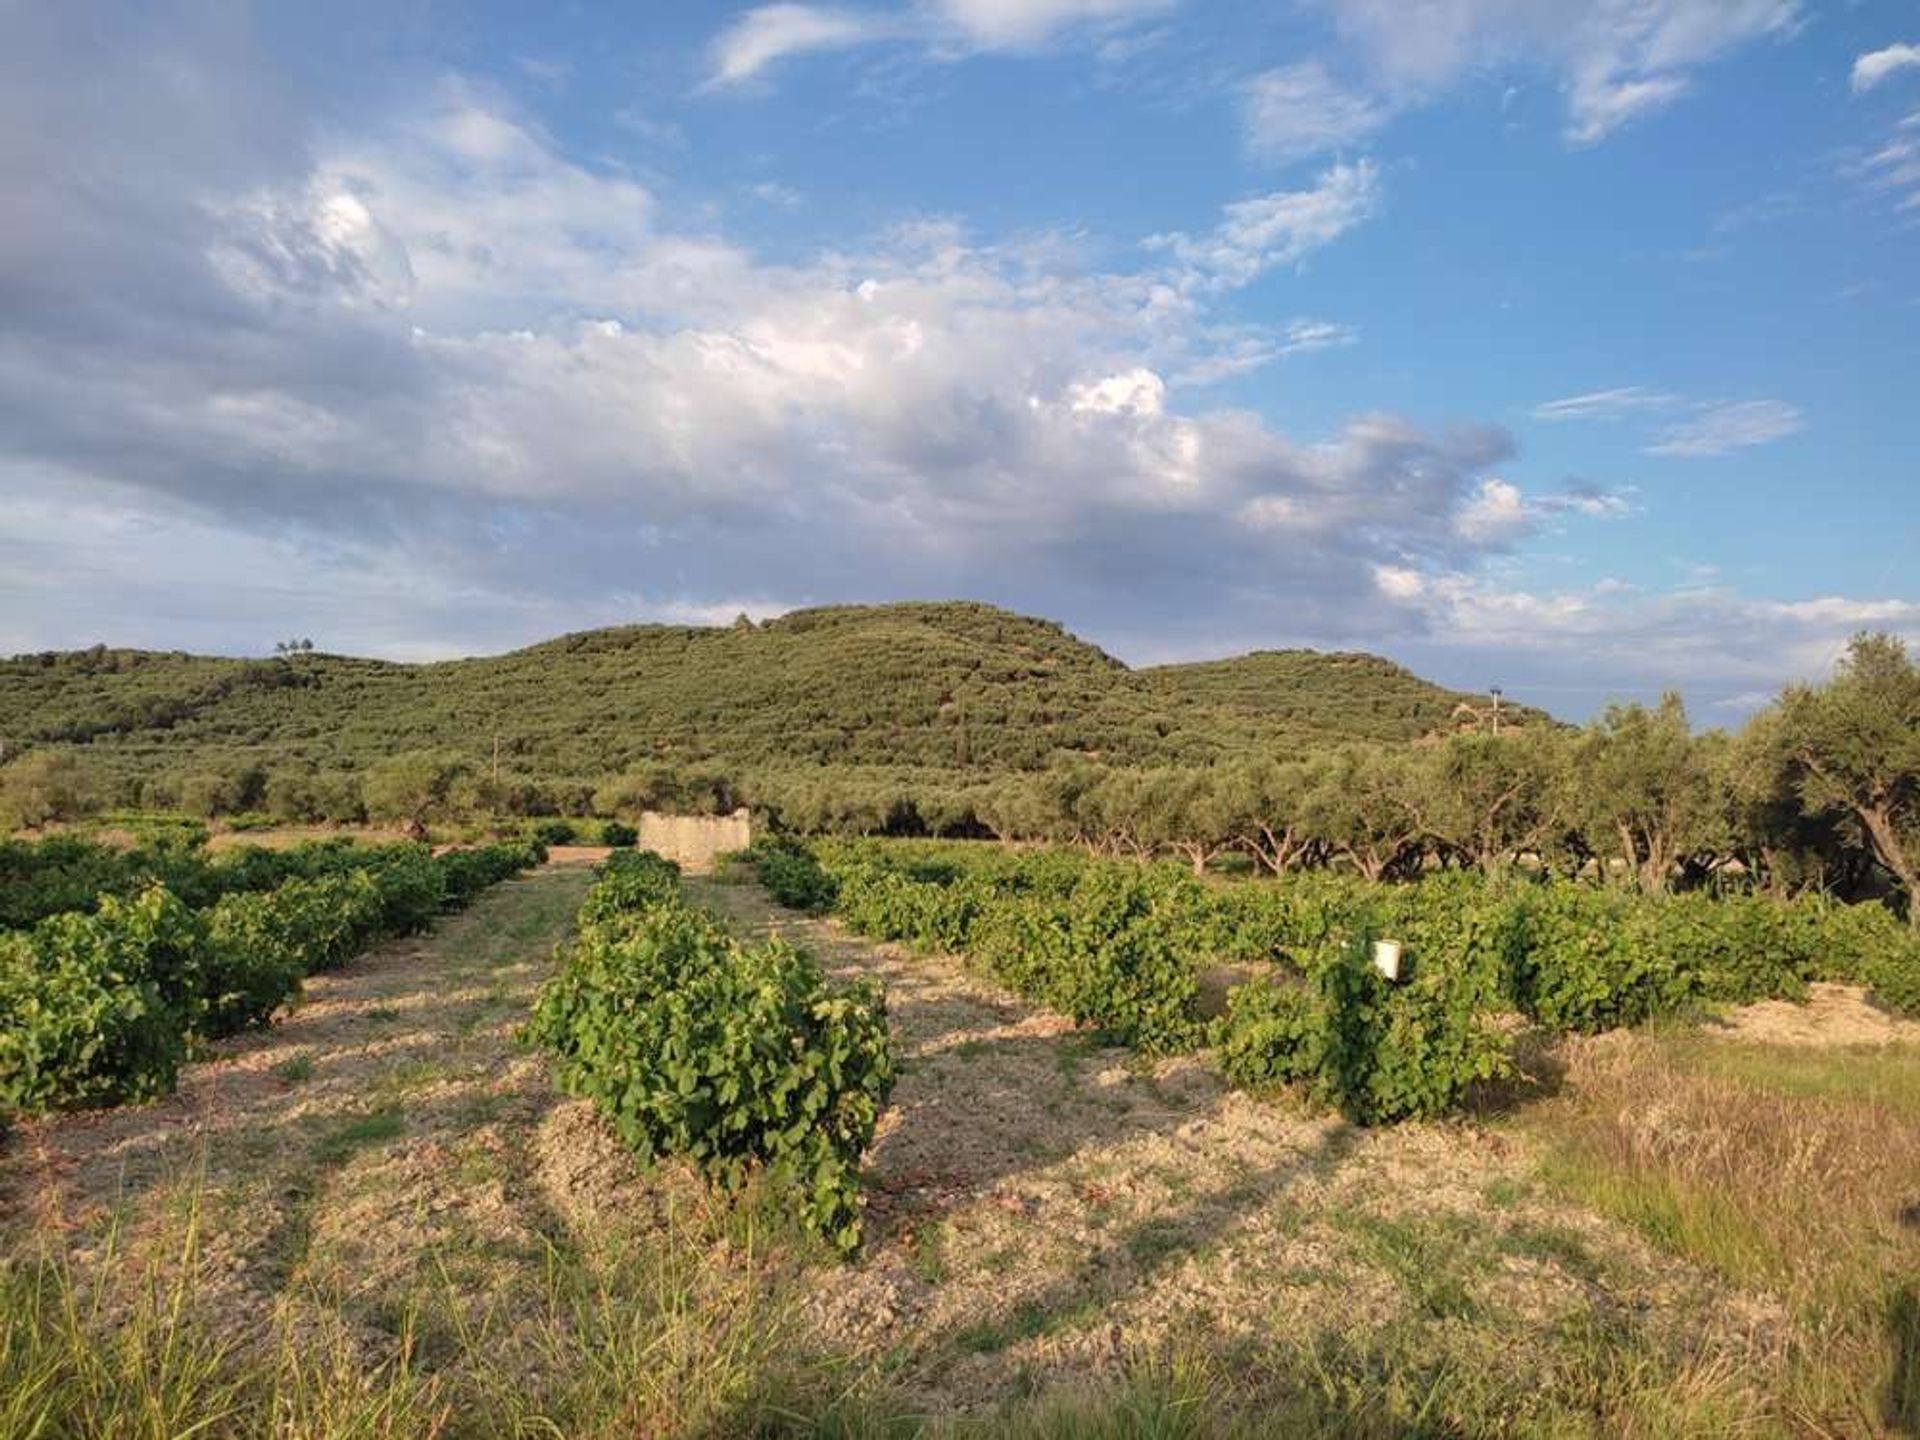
[753,838,839,914]
[356,845,446,934]
[599,820,638,848]
[1220,935,1511,1125]
[0,891,190,1115]
[437,842,541,908]
[1797,894,1920,1017]
[796,839,1913,1122]
[0,841,536,1121]
[1218,978,1327,1090]
[530,819,578,847]
[199,891,310,1037]
[0,751,101,831]
[530,853,895,1252]
[970,868,1204,1054]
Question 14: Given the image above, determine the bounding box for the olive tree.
[0,751,101,830]
[364,750,471,837]
[1303,747,1428,882]
[1571,695,1718,892]
[1223,757,1322,875]
[1420,729,1568,872]
[1767,632,1920,923]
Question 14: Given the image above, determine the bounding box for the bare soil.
[1708,980,1920,1047]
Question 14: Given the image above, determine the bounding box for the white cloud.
[1850,131,1920,213]
[1146,159,1382,290]
[1373,564,1426,600]
[1646,399,1803,457]
[1852,42,1920,94]
[1242,62,1389,163]
[1533,388,1803,459]
[1300,0,1798,151]
[1380,572,1920,714]
[1538,482,1633,519]
[0,65,1522,659]
[706,5,891,87]
[1455,477,1532,544]
[1066,367,1167,417]
[0,14,1890,717]
[1532,386,1678,421]
[1563,72,1690,145]
[928,0,1176,50]
[703,0,1171,88]
[747,180,805,207]
[1277,318,1357,354]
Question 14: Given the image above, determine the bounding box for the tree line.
[750,634,1920,921]
[5,633,1914,921]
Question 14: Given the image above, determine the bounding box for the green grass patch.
[270,1052,314,1085]
[312,1107,405,1168]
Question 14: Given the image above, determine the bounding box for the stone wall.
[636,808,753,874]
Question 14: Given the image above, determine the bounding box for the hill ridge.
[0,600,1552,784]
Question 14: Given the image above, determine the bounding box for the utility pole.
[1490,686,1503,736]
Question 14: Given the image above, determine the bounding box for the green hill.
[0,601,1552,786]
[1140,649,1541,745]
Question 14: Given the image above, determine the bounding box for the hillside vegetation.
[0,601,1541,785]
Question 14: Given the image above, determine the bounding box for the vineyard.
[0,833,542,1125]
[761,836,1920,1097]
[0,825,1915,1433]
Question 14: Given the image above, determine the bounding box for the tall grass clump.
[1524,1032,1920,1433]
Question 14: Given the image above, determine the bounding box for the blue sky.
[0,1,1915,720]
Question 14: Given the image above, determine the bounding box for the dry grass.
[1521,1029,1920,1434]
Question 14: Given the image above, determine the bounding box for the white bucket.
[1371,938,1404,981]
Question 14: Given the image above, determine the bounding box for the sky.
[0,1,1916,722]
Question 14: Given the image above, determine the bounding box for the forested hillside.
[0,601,1542,787]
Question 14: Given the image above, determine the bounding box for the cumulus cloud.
[1377,573,1920,716]
[1455,478,1532,544]
[1537,481,1633,520]
[0,16,1539,661]
[0,4,1893,717]
[1852,42,1920,94]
